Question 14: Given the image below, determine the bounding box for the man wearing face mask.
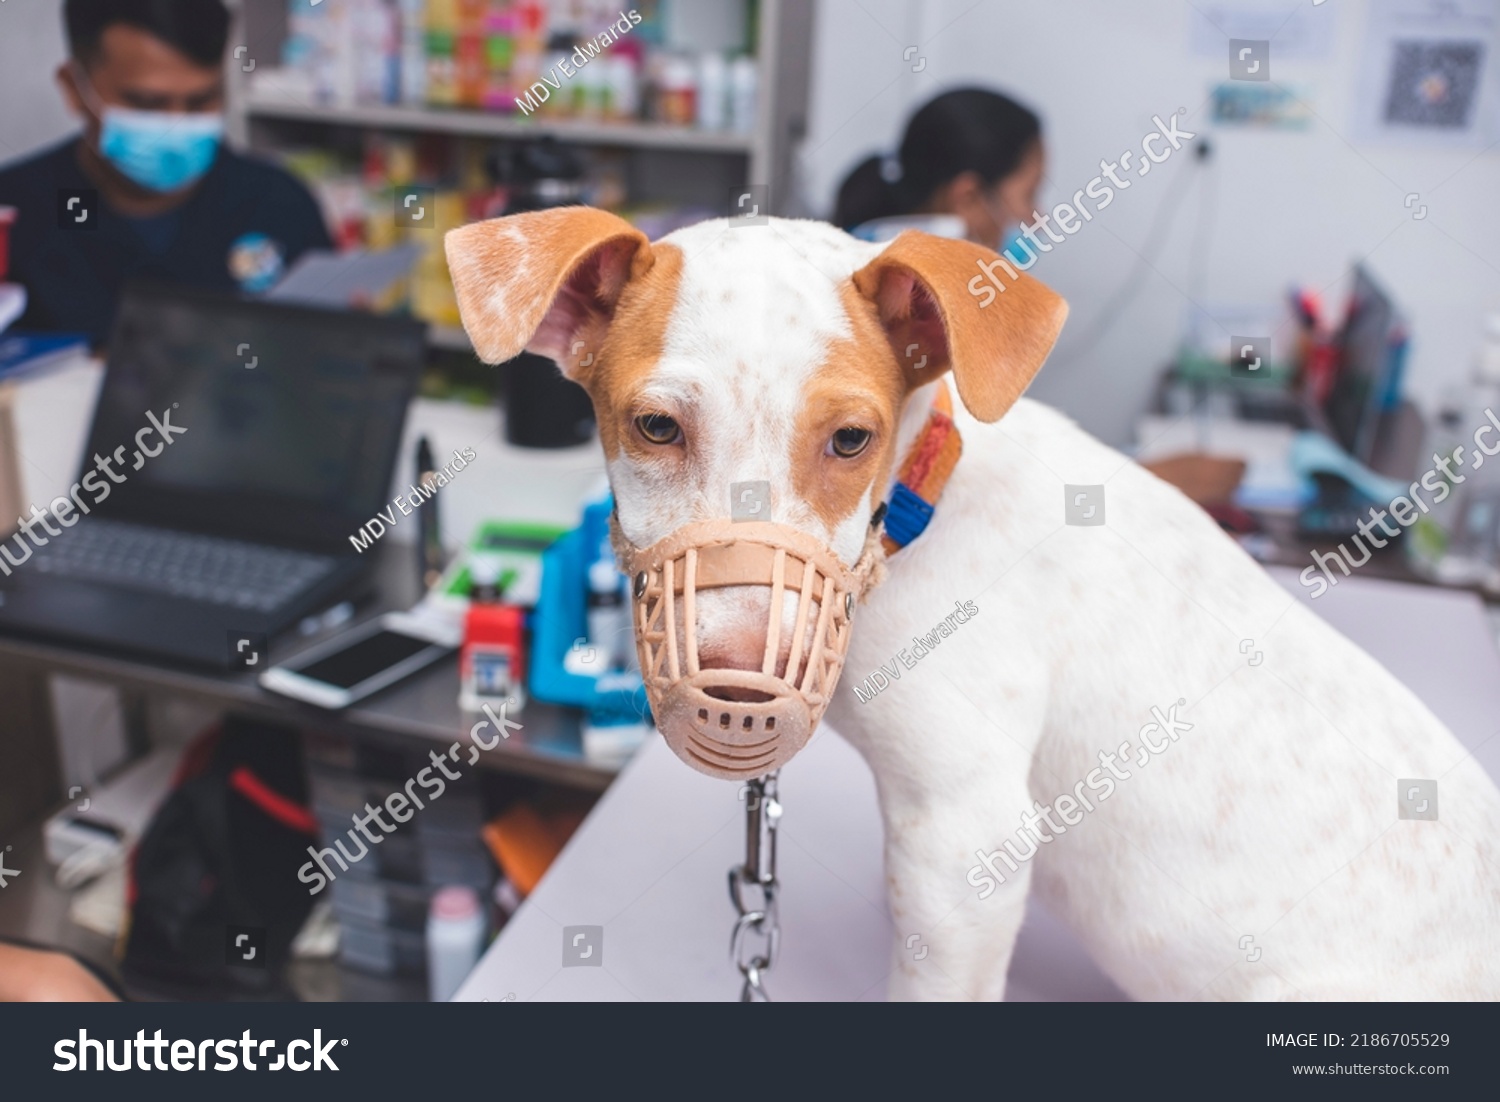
[0,0,332,344]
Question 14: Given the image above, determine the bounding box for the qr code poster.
[1353,0,1500,147]
[1384,40,1485,129]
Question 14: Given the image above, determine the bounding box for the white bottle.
[353,0,397,106]
[697,52,727,131]
[1411,390,1469,582]
[579,53,609,120]
[329,0,360,108]
[397,0,427,105]
[587,555,627,670]
[1425,313,1500,589]
[426,885,487,1002]
[607,56,639,120]
[729,55,758,134]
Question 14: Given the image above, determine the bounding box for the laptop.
[0,283,426,668]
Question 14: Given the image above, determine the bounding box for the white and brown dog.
[446,207,1500,1001]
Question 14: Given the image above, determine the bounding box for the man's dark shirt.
[0,136,332,343]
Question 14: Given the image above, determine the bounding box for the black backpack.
[121,714,317,999]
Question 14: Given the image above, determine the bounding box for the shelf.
[243,93,757,154]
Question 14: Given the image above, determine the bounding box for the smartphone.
[259,611,462,709]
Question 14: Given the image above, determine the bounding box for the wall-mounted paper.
[1352,0,1500,147]
[1189,2,1337,61]
[1211,81,1315,128]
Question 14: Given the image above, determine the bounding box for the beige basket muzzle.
[614,517,883,781]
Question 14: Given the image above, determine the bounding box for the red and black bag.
[121,714,317,999]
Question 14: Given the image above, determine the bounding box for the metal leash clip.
[728,771,781,1001]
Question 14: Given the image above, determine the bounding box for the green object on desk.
[441,520,570,606]
[1175,350,1293,388]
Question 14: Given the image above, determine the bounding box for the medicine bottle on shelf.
[425,0,460,107]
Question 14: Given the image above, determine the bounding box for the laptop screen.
[1324,265,1395,464]
[81,283,426,553]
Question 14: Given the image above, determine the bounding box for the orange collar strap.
[877,382,963,557]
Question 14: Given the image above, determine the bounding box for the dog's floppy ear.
[444,207,653,376]
[851,231,1068,423]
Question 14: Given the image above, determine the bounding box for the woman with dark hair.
[834,87,1044,251]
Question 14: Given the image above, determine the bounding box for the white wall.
[0,0,77,164]
[802,0,1500,446]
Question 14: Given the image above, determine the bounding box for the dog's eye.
[635,413,683,445]
[829,426,872,458]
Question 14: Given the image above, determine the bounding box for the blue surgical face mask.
[984,189,1028,255]
[73,65,223,193]
[98,106,222,192]
[998,222,1027,255]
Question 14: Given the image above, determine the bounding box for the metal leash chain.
[728,771,781,1002]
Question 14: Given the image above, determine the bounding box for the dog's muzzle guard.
[613,516,886,780]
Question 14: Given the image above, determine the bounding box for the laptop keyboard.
[30,519,338,614]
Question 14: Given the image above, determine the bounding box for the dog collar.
[877,382,963,556]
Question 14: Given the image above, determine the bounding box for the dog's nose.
[696,632,807,701]
[689,587,814,690]
[697,635,768,674]
[695,644,779,705]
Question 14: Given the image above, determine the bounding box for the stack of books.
[304,730,495,980]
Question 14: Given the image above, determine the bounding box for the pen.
[416,435,444,591]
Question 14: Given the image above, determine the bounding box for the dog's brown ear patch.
[444,207,653,375]
[851,231,1068,423]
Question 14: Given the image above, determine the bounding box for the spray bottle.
[1411,312,1500,589]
